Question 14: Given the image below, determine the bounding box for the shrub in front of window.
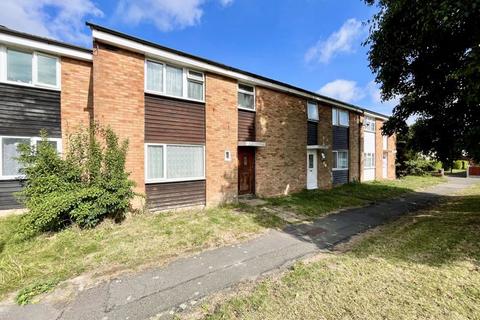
[15,127,135,240]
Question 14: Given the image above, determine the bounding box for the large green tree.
[364,0,480,165]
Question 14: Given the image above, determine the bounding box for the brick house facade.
[0,24,396,211]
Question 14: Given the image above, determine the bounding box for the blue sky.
[0,0,398,115]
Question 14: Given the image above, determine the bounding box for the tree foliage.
[364,0,480,164]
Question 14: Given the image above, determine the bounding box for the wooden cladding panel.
[146,180,206,211]
[145,94,205,144]
[238,109,255,141]
[0,83,61,137]
[307,121,318,145]
[0,180,23,210]
[333,170,349,186]
[333,126,349,150]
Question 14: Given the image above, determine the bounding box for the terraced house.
[0,24,396,212]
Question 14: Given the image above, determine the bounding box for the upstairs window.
[187,70,204,101]
[364,117,376,132]
[145,59,204,102]
[4,48,59,88]
[307,102,319,121]
[332,108,349,126]
[383,135,388,150]
[238,83,255,110]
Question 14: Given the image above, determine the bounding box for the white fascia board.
[238,141,266,147]
[0,33,92,61]
[92,29,363,113]
[364,111,388,121]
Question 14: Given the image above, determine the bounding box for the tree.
[364,0,480,166]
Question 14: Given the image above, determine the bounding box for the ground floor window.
[333,150,348,170]
[364,153,375,168]
[0,136,62,179]
[145,143,205,183]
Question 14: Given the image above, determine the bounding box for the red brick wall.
[256,87,307,196]
[60,57,92,148]
[92,43,145,196]
[318,104,333,189]
[387,134,396,179]
[205,73,238,205]
[349,112,361,182]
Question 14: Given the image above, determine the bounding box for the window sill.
[145,177,206,184]
[332,168,348,171]
[238,106,256,112]
[2,80,60,91]
[0,176,26,181]
[144,89,205,103]
[333,124,350,128]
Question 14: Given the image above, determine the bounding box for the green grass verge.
[266,175,446,217]
[0,176,445,303]
[205,183,480,320]
[0,206,282,302]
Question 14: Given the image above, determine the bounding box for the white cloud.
[115,0,233,32]
[305,18,364,64]
[318,79,400,115]
[0,0,103,45]
[318,79,366,103]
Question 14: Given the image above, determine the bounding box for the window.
[146,60,163,92]
[145,144,205,183]
[7,49,32,84]
[0,136,62,179]
[307,102,319,121]
[383,135,388,150]
[145,59,204,102]
[333,150,348,170]
[3,48,59,88]
[364,153,375,169]
[332,108,349,126]
[364,117,376,132]
[187,70,204,100]
[238,83,255,110]
[36,54,57,86]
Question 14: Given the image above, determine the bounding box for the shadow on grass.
[349,192,480,267]
[265,181,415,218]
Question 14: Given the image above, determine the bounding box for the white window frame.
[364,152,376,169]
[144,143,206,184]
[237,83,256,111]
[307,101,319,121]
[0,46,61,90]
[144,59,205,102]
[332,150,349,171]
[383,135,388,150]
[332,108,349,127]
[0,135,62,180]
[364,116,376,133]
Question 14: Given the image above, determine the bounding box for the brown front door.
[238,147,255,195]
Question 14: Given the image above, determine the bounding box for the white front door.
[382,152,388,178]
[307,150,318,189]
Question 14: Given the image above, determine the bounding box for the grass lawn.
[203,183,480,320]
[0,175,445,303]
[266,175,446,217]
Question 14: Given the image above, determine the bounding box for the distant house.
[0,24,396,212]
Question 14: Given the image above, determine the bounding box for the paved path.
[1,177,476,320]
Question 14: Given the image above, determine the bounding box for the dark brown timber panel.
[0,83,61,137]
[145,94,205,144]
[307,121,318,145]
[238,109,255,141]
[146,180,206,211]
[0,180,23,210]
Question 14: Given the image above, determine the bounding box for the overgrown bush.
[16,126,135,239]
[453,160,468,170]
[398,158,441,176]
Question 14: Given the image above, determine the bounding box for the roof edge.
[87,22,389,119]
